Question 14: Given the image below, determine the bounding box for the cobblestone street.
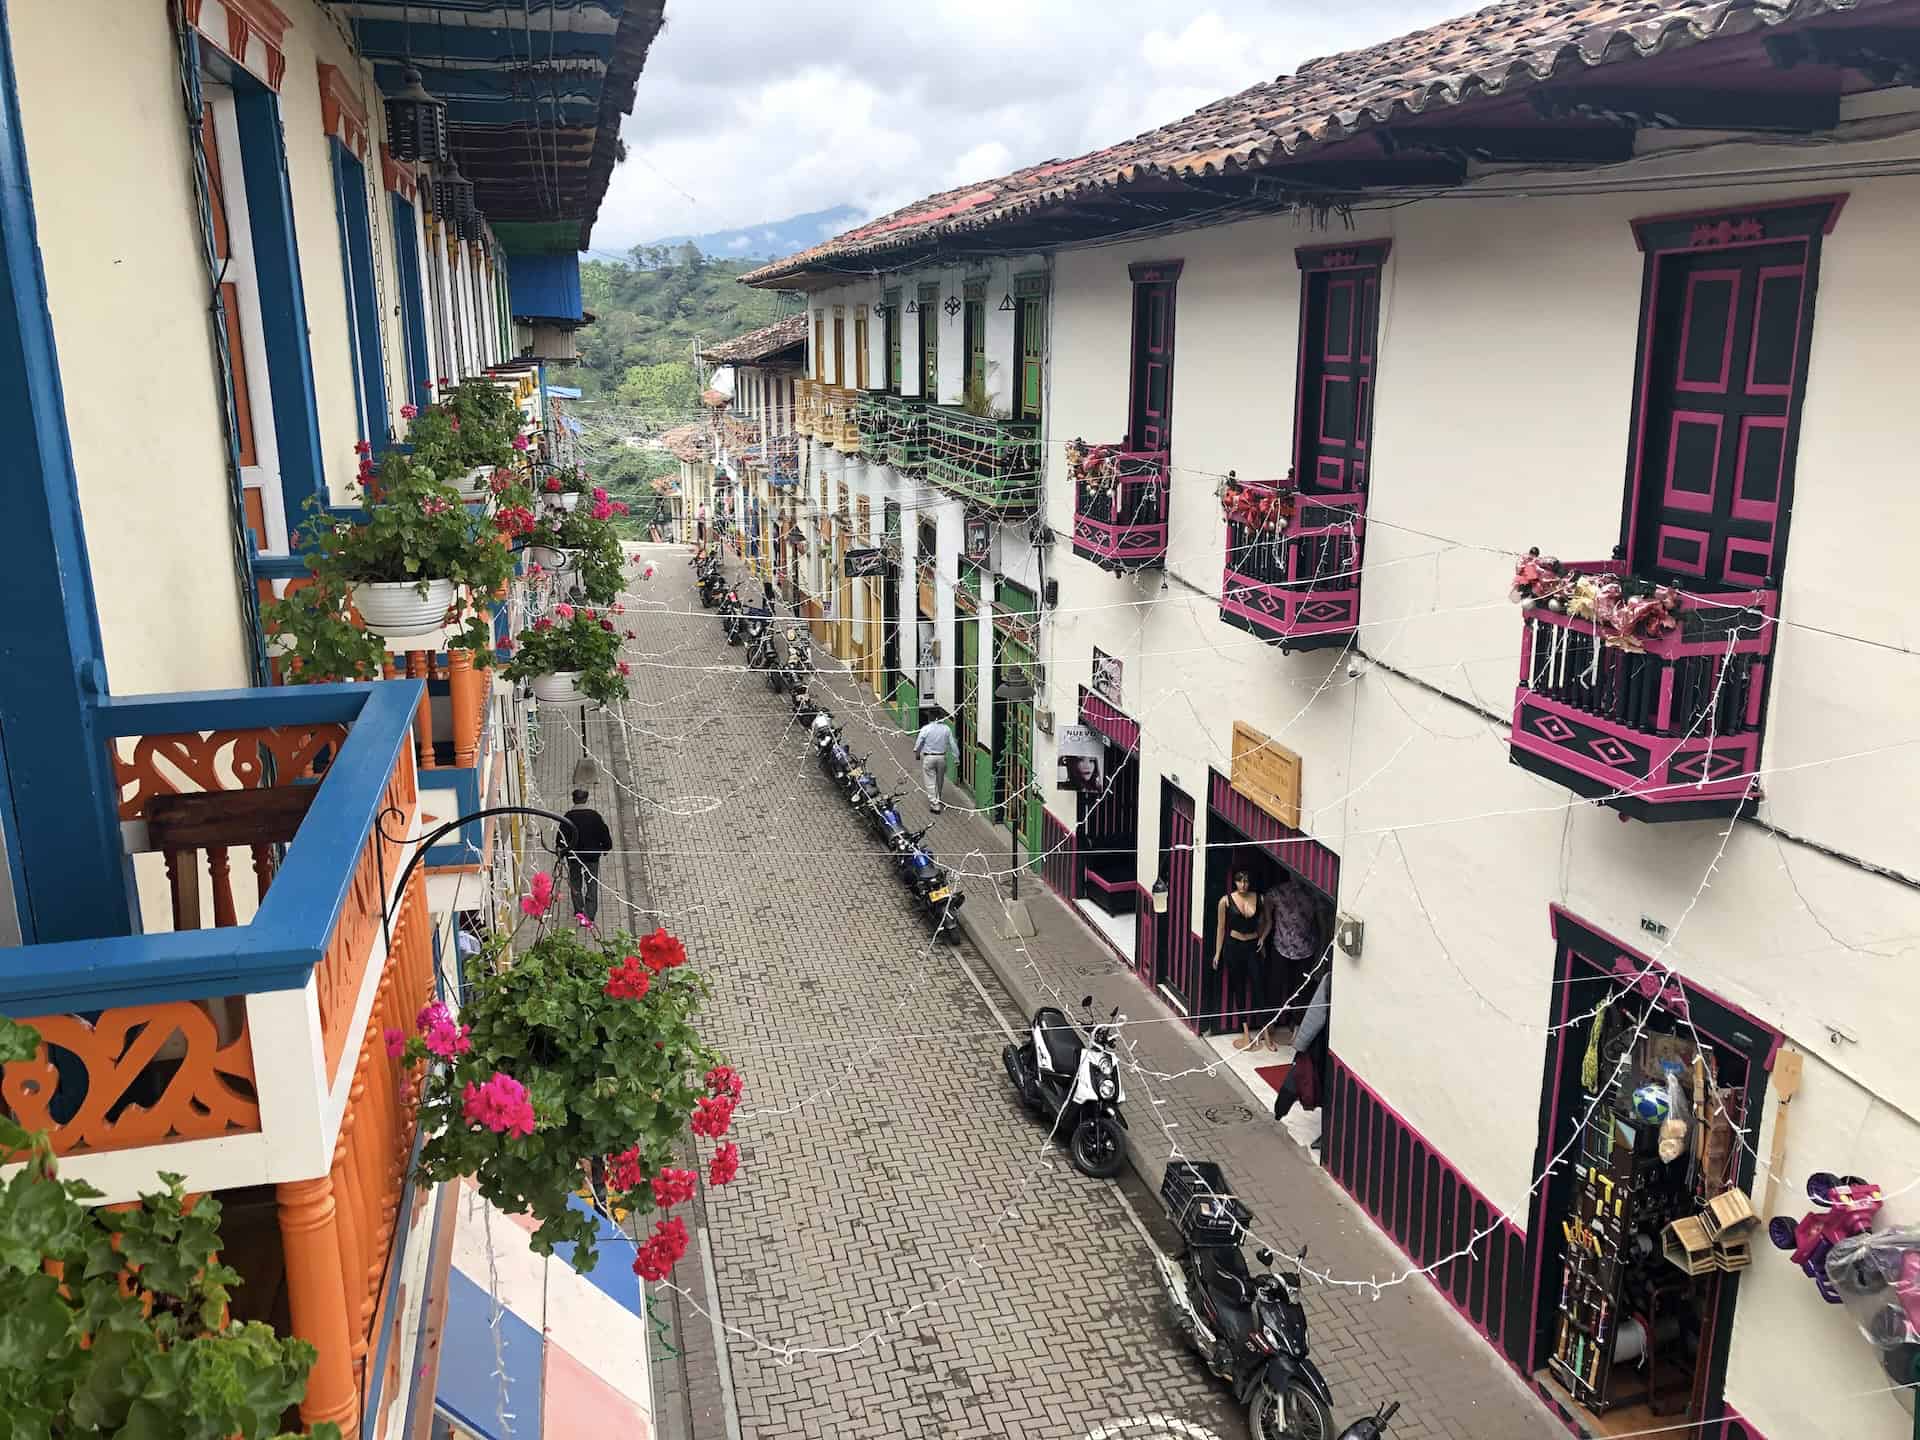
[576,554,1247,1440]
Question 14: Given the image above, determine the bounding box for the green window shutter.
[965,299,985,400]
[919,283,939,396]
[1019,297,1044,421]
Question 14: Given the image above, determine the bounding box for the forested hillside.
[573,244,801,529]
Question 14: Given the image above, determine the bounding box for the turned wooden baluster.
[448,649,480,767]
[406,651,436,769]
[276,1176,360,1434]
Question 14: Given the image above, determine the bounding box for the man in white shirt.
[914,710,957,813]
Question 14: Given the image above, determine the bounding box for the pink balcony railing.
[1072,449,1169,570]
[1510,560,1777,821]
[1219,489,1364,649]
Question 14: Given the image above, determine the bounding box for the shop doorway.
[1198,770,1339,1039]
[1153,781,1199,1014]
[1072,687,1142,962]
[1527,910,1778,1437]
[956,580,980,795]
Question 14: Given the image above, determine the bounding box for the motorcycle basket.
[1162,1159,1252,1246]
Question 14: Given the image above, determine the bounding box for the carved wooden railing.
[1072,449,1170,570]
[1219,489,1365,649]
[0,681,430,1435]
[1511,560,1777,820]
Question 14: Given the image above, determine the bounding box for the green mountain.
[574,248,801,525]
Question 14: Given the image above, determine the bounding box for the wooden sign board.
[1231,721,1301,829]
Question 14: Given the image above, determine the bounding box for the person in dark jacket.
[557,788,613,923]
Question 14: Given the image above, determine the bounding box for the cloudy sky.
[589,0,1481,257]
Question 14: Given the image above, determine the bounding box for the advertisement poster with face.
[1056,723,1106,794]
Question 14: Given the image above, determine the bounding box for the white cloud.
[589,0,1478,257]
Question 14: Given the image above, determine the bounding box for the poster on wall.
[1091,648,1123,708]
[964,515,992,564]
[1056,722,1107,795]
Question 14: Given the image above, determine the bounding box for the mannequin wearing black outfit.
[557,788,613,923]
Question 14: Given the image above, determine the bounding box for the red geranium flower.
[638,928,686,973]
[605,955,651,1000]
[690,1094,735,1139]
[651,1167,697,1209]
[607,1144,644,1193]
[708,1142,741,1186]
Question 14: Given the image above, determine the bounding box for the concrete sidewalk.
[807,656,1556,1440]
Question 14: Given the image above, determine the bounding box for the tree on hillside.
[616,360,697,423]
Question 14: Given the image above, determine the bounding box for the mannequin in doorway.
[1212,869,1269,1051]
[1261,870,1319,1043]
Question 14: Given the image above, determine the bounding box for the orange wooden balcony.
[0,681,438,1434]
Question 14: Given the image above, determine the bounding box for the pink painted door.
[1631,243,1807,590]
[1295,266,1379,495]
[1127,277,1177,452]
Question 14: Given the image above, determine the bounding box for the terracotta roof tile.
[743,0,1878,283]
[659,424,710,464]
[697,312,808,364]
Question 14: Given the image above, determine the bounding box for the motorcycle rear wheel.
[767,669,785,692]
[1003,1042,1043,1109]
[1069,1113,1125,1179]
[1248,1379,1334,1440]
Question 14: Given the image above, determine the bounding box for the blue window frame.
[328,138,386,444]
[390,194,431,407]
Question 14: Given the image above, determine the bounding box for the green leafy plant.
[502,604,628,703]
[261,583,388,684]
[526,504,609,557]
[405,379,524,475]
[0,1017,339,1440]
[305,454,514,599]
[570,521,629,608]
[405,919,733,1271]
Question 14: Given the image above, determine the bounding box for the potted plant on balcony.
[1219,471,1295,533]
[405,379,524,493]
[0,1016,342,1439]
[525,504,608,578]
[1066,436,1121,507]
[540,467,592,512]
[400,916,740,1271]
[302,453,514,636]
[503,602,629,705]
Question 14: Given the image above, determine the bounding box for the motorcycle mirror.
[1256,1246,1275,1267]
[1080,995,1093,1009]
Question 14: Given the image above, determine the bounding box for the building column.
[275,1175,361,1433]
[0,6,134,943]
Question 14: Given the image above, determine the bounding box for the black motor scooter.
[1153,1159,1337,1440]
[770,623,812,695]
[745,606,776,669]
[719,589,744,645]
[1001,996,1128,1178]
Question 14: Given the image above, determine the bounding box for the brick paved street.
[586,552,1248,1440]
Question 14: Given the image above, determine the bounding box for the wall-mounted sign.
[964,515,992,563]
[844,547,889,578]
[1091,647,1123,708]
[1230,721,1300,829]
[1056,722,1106,794]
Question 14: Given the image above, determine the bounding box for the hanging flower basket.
[1218,471,1296,533]
[529,670,587,705]
[454,465,494,499]
[352,578,456,636]
[528,545,581,573]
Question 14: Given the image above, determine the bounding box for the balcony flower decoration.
[1218,470,1297,533]
[1066,436,1122,505]
[0,1016,342,1439]
[261,580,389,684]
[1508,548,1680,652]
[296,454,510,645]
[525,505,627,607]
[503,603,629,705]
[403,919,736,1273]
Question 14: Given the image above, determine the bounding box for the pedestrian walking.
[696,502,709,543]
[1272,957,1331,1122]
[557,788,613,923]
[913,709,956,813]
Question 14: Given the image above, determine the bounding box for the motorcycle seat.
[1033,1008,1083,1075]
[1195,1245,1256,1312]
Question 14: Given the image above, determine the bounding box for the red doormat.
[1253,1063,1290,1093]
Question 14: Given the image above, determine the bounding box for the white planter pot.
[555,491,580,512]
[353,579,456,636]
[526,545,580,574]
[455,466,493,498]
[529,671,587,706]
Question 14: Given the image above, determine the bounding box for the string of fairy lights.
[444,545,1918,1418]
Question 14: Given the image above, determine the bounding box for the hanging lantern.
[433,163,475,229]
[386,67,448,164]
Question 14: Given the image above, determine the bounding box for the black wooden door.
[1631,242,1806,589]
[1296,266,1380,495]
[1157,780,1197,1014]
[1127,271,1178,452]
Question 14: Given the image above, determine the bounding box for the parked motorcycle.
[746,607,776,670]
[697,558,726,609]
[878,813,965,937]
[1152,1159,1336,1440]
[1001,996,1128,1178]
[811,714,858,792]
[770,623,812,695]
[720,589,744,645]
[1336,1402,1399,1440]
[786,676,819,722]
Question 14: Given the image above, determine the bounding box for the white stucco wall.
[1038,122,1920,1440]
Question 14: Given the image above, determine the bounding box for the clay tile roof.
[700,389,731,408]
[659,424,710,464]
[698,312,809,364]
[743,0,1876,284]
